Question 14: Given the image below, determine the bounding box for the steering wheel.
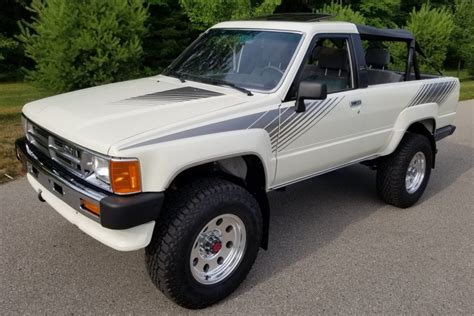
[260,66,284,76]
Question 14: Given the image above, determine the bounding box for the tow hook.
[38,190,46,202]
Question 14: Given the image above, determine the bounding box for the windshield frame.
[162,28,306,94]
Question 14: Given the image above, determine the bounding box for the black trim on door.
[284,33,362,102]
[350,34,368,88]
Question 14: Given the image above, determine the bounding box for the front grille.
[26,121,92,177]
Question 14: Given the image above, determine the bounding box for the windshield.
[164,29,302,91]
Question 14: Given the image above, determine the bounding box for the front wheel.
[145,178,262,309]
[376,133,433,208]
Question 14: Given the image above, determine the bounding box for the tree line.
[0,0,472,92]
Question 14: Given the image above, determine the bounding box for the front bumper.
[16,137,164,251]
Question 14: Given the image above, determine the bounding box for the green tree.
[447,0,474,75]
[179,0,282,28]
[18,0,148,93]
[405,3,454,72]
[318,1,366,24]
[0,35,18,63]
[359,0,401,28]
[143,0,200,74]
[399,0,456,27]
[0,0,32,80]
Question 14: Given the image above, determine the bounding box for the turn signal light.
[110,159,141,194]
[80,198,100,216]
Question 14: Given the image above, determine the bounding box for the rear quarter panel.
[378,76,460,156]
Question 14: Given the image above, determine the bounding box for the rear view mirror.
[296,81,327,113]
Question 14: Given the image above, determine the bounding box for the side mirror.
[295,81,327,113]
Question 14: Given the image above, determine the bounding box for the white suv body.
[17,19,460,308]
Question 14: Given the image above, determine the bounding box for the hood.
[22,76,256,154]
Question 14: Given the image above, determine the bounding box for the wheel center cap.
[211,241,222,254]
[201,233,222,256]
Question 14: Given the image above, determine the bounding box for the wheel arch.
[407,118,436,134]
[381,110,438,167]
[405,118,437,168]
[168,154,271,250]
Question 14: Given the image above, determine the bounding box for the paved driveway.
[1,101,473,314]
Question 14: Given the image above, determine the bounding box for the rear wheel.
[145,178,262,309]
[376,133,433,208]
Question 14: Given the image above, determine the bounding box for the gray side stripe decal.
[409,83,430,107]
[275,99,331,150]
[122,87,223,103]
[281,98,335,140]
[431,81,450,105]
[120,97,344,151]
[268,98,333,150]
[279,97,344,151]
[407,80,457,108]
[439,81,458,104]
[248,109,280,130]
[121,112,265,150]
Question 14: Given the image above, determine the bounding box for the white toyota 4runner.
[16,16,459,308]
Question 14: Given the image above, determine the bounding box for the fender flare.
[380,103,438,157]
[114,128,276,192]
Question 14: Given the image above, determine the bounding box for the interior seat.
[365,48,403,85]
[300,46,349,92]
[300,46,322,81]
[314,47,349,92]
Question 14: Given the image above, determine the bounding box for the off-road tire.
[376,133,433,208]
[145,178,262,309]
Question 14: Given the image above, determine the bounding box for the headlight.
[84,154,141,195]
[92,156,110,184]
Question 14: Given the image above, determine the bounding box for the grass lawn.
[0,82,50,184]
[459,80,474,101]
[0,76,472,184]
[444,70,474,101]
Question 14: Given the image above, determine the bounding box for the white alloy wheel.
[190,214,246,285]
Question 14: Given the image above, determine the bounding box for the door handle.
[350,100,362,107]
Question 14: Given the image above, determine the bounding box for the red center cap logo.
[211,241,222,253]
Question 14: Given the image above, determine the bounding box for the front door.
[273,35,377,187]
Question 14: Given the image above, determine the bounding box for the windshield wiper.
[166,70,186,82]
[176,72,253,96]
[175,74,186,83]
[202,77,254,96]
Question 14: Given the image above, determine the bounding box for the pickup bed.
[16,15,459,308]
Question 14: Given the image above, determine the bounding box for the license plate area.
[28,162,64,197]
[26,161,102,223]
[53,182,64,195]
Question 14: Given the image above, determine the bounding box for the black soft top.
[356,24,425,58]
[356,25,414,42]
[356,24,427,78]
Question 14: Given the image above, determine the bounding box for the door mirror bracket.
[295,81,327,113]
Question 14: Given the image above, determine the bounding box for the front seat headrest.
[318,47,348,71]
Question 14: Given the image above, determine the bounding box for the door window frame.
[284,33,361,102]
